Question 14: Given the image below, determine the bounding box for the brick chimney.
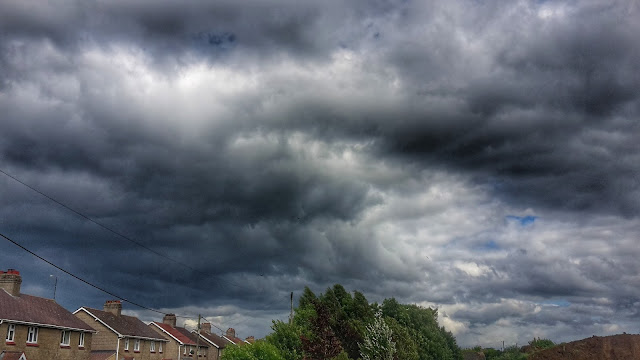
[163,314,177,328]
[245,336,255,344]
[0,269,22,297]
[103,300,122,316]
[225,328,236,338]
[201,322,211,335]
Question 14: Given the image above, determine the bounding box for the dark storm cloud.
[2,0,640,346]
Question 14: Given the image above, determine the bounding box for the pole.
[289,292,293,325]
[50,275,57,300]
[195,314,201,358]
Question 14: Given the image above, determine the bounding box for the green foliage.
[221,340,285,360]
[330,351,351,360]
[381,298,461,360]
[386,317,419,360]
[267,285,463,360]
[359,310,396,360]
[266,320,303,360]
[494,346,526,360]
[528,337,554,349]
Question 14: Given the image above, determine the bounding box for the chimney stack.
[201,323,211,335]
[226,328,236,339]
[163,314,177,328]
[103,300,122,316]
[0,269,22,297]
[245,336,255,344]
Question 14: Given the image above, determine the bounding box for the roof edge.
[0,318,96,333]
[74,307,122,337]
[194,332,220,348]
[149,322,182,345]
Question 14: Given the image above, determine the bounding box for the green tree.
[528,337,554,350]
[386,317,418,360]
[359,309,396,360]
[266,320,304,360]
[381,298,460,360]
[221,340,285,360]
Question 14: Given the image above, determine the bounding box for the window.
[27,327,38,344]
[5,324,15,342]
[124,338,129,351]
[60,330,70,346]
[79,332,85,347]
[134,339,140,352]
[150,341,155,352]
[159,342,162,353]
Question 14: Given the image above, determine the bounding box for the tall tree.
[301,300,343,360]
[359,309,396,360]
[266,320,304,360]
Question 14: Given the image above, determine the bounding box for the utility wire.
[0,230,165,314]
[0,168,280,335]
[0,230,225,330]
[0,168,242,289]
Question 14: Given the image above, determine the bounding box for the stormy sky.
[1,0,639,348]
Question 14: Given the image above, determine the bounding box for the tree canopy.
[266,285,462,360]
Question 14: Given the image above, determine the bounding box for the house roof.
[90,351,115,360]
[0,351,27,360]
[0,290,95,332]
[150,322,208,347]
[197,332,227,349]
[75,307,166,341]
[223,334,249,346]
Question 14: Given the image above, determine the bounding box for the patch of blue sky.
[505,215,537,226]
[474,240,501,252]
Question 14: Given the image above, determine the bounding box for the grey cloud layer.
[1,0,639,346]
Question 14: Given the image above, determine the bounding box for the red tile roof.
[0,351,27,360]
[150,322,207,347]
[76,307,166,341]
[198,332,227,349]
[89,351,115,360]
[0,290,95,332]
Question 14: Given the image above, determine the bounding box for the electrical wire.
[0,168,287,337]
[0,167,242,289]
[0,230,226,331]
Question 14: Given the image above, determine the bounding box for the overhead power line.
[0,168,242,289]
[0,168,282,336]
[0,230,224,329]
[0,168,193,270]
[0,230,166,314]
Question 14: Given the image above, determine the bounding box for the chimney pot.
[0,269,22,296]
[103,300,122,316]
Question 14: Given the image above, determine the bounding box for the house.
[193,323,226,360]
[221,328,251,346]
[0,269,96,360]
[148,314,209,360]
[74,300,168,360]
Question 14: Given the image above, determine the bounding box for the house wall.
[149,325,180,360]
[1,322,92,360]
[75,311,167,360]
[119,337,167,360]
[75,311,118,350]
